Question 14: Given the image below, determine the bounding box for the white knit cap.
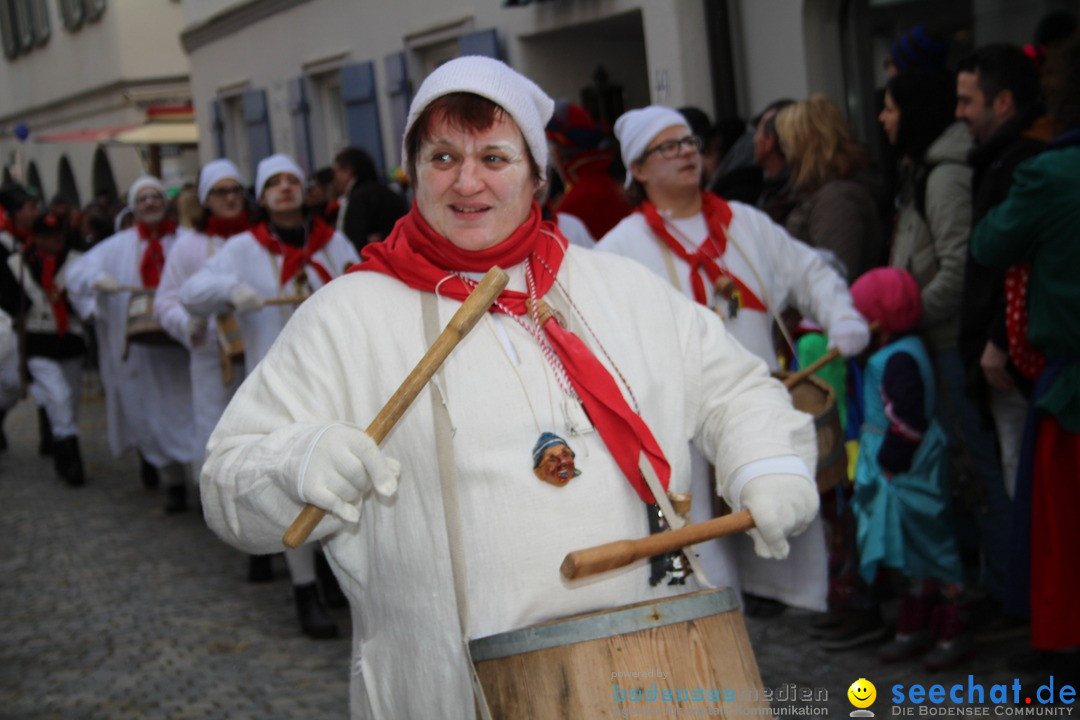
[402,55,555,182]
[198,159,243,205]
[254,153,304,200]
[127,176,166,210]
[613,106,691,187]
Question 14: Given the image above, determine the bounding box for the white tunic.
[177,228,359,372]
[154,228,243,461]
[66,228,197,466]
[199,245,817,719]
[597,203,861,612]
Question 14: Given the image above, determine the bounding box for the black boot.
[248,554,275,583]
[54,436,85,486]
[294,582,340,639]
[315,551,348,608]
[38,407,54,456]
[164,483,188,514]
[139,453,159,489]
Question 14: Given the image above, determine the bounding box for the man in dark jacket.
[954,44,1046,628]
[331,146,407,254]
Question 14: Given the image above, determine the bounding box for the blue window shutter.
[210,99,226,159]
[340,61,386,177]
[288,76,313,176]
[243,88,273,170]
[458,28,501,59]
[384,51,410,170]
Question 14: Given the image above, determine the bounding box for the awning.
[110,122,198,145]
[33,124,140,143]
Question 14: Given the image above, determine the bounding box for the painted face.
[132,188,166,226]
[878,90,901,146]
[956,70,997,142]
[414,111,538,252]
[631,124,702,199]
[534,443,578,487]
[260,173,303,215]
[205,179,246,220]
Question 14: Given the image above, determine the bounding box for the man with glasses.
[68,176,197,510]
[597,105,868,618]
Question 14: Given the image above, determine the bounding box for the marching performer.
[0,212,93,484]
[180,153,359,640]
[67,176,197,512]
[596,106,870,615]
[198,57,819,718]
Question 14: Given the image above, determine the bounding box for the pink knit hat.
[850,267,922,337]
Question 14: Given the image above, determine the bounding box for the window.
[58,0,83,31]
[13,0,34,51]
[313,71,347,157]
[85,0,103,22]
[0,2,18,58]
[30,0,48,45]
[1,0,49,57]
[222,95,251,182]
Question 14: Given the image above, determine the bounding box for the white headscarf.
[198,159,243,204]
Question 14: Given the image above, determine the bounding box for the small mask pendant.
[532,431,581,487]
[713,275,740,319]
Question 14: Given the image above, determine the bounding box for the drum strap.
[637,453,714,589]
[422,292,494,720]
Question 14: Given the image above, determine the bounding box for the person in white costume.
[67,176,197,512]
[597,106,870,615]
[180,154,359,640]
[199,57,820,719]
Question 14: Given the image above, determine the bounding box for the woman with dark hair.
[972,32,1080,678]
[876,68,977,670]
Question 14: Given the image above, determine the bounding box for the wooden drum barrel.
[776,372,847,494]
[124,290,179,358]
[470,588,769,719]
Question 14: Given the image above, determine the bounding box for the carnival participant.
[198,56,820,718]
[0,212,93,484]
[180,153,359,640]
[0,185,40,450]
[596,105,869,618]
[67,176,197,512]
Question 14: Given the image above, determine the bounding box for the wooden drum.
[470,588,769,719]
[215,313,245,386]
[776,372,846,494]
[124,290,179,358]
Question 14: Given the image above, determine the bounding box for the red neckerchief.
[204,213,252,239]
[136,219,177,288]
[250,216,335,286]
[39,251,69,337]
[638,193,766,311]
[355,202,671,504]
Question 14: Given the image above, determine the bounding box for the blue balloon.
[14,123,29,141]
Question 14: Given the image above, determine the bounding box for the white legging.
[28,356,83,438]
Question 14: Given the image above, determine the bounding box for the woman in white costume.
[199,57,820,719]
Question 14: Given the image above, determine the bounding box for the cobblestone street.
[0,389,1057,719]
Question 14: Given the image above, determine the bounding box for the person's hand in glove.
[229,283,263,314]
[739,473,819,559]
[92,275,120,293]
[293,423,401,523]
[827,316,870,357]
[187,315,208,347]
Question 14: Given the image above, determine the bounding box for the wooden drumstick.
[282,266,510,549]
[782,320,879,390]
[101,285,149,294]
[560,511,756,580]
[262,295,307,306]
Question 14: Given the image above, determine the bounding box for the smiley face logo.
[848,678,876,709]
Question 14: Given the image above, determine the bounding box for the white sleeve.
[155,237,197,347]
[179,244,242,318]
[65,238,111,298]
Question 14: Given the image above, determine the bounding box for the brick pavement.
[0,386,1060,719]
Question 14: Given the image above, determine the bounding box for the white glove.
[229,283,263,314]
[92,275,120,293]
[827,316,870,357]
[187,315,208,347]
[294,424,401,523]
[740,473,819,559]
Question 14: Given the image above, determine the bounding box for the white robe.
[177,228,359,372]
[154,228,243,462]
[66,227,197,466]
[597,202,862,612]
[199,244,818,719]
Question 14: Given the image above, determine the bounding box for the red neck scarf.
[136,219,176,288]
[251,216,336,286]
[205,213,252,240]
[356,202,671,504]
[638,193,765,311]
[39,252,69,337]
